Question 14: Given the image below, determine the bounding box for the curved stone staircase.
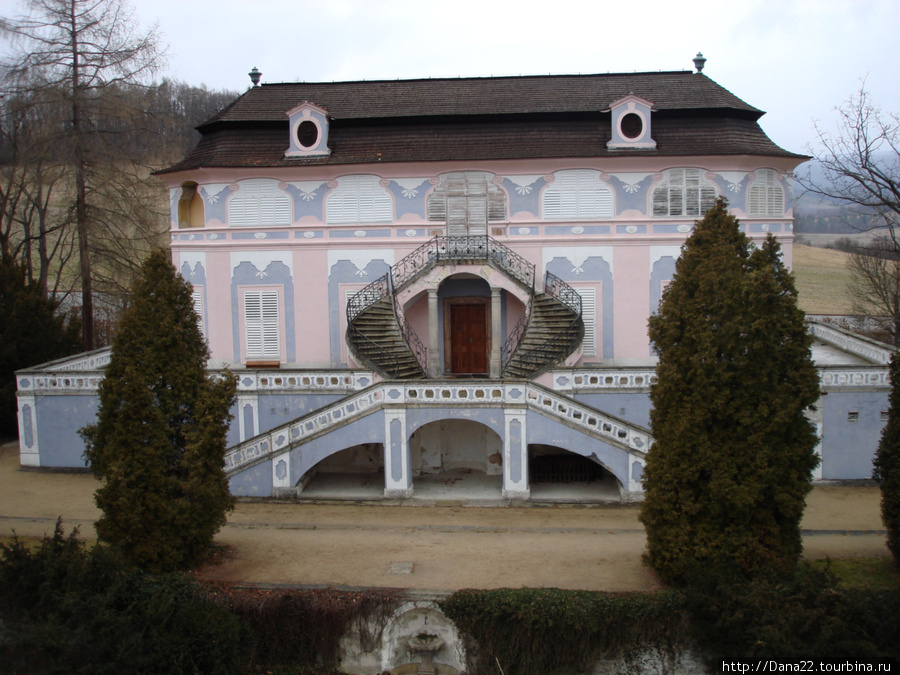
[503,289,584,378]
[346,236,584,380]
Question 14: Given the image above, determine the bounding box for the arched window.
[325,175,393,224]
[747,169,785,217]
[542,170,613,220]
[651,168,717,217]
[228,179,291,227]
[427,172,506,236]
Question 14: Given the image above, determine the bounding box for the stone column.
[384,409,413,498]
[502,404,529,500]
[490,287,502,378]
[427,288,441,378]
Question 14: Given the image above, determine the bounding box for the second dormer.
[606,95,657,150]
[285,101,331,158]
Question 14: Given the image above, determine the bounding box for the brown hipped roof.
[160,71,804,174]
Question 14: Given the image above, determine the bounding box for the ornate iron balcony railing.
[391,235,535,293]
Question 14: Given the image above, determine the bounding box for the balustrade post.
[427,288,441,377]
[384,409,413,498]
[503,407,530,500]
[490,287,502,378]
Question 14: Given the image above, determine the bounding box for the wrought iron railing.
[394,296,428,374]
[544,271,582,316]
[346,236,538,379]
[391,235,535,293]
[504,271,585,378]
[501,299,532,369]
[346,323,401,377]
[346,274,390,323]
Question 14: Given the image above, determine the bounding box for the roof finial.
[693,52,707,73]
[249,67,262,87]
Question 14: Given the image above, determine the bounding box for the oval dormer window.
[297,120,319,149]
[620,112,643,140]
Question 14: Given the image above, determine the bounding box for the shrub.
[0,521,250,674]
[685,563,899,664]
[440,587,690,675]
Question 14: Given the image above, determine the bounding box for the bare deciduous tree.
[845,237,900,346]
[801,85,900,343]
[802,85,900,236]
[2,0,167,350]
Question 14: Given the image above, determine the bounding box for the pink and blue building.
[15,66,892,501]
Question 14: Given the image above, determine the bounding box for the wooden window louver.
[326,175,393,224]
[428,172,506,235]
[576,288,597,357]
[228,179,291,226]
[652,168,717,217]
[747,169,784,217]
[244,290,280,360]
[542,170,613,220]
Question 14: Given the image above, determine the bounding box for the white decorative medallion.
[354,230,367,238]
[571,226,584,234]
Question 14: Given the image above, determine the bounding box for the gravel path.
[0,441,888,593]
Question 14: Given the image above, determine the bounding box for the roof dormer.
[605,95,656,150]
[285,101,331,158]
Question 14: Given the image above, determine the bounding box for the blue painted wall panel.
[36,395,99,467]
[821,392,888,480]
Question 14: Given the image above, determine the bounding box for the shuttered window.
[542,170,613,220]
[228,179,291,226]
[325,175,393,224]
[191,288,204,336]
[427,172,506,235]
[576,288,597,357]
[651,168,717,217]
[747,169,784,217]
[244,290,280,360]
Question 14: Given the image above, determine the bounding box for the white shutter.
[244,290,280,360]
[542,170,612,220]
[229,179,291,226]
[576,288,597,357]
[191,288,204,334]
[748,169,784,217]
[326,175,393,224]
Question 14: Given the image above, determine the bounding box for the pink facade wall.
[165,156,802,371]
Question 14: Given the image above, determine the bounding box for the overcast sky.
[2,0,898,157]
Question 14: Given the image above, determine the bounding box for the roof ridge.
[256,71,696,87]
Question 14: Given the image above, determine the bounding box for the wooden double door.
[445,299,489,376]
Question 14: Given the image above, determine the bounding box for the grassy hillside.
[792,244,854,315]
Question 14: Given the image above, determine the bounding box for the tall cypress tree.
[81,250,236,572]
[639,199,820,584]
[874,353,900,566]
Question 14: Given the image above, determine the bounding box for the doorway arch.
[528,443,622,502]
[409,419,503,496]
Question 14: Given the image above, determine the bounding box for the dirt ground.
[0,440,889,593]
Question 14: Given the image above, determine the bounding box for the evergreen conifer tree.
[0,256,80,437]
[81,250,236,572]
[874,353,900,565]
[639,199,821,584]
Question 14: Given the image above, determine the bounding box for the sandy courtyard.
[0,441,888,593]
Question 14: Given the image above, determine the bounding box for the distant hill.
[792,158,889,235]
